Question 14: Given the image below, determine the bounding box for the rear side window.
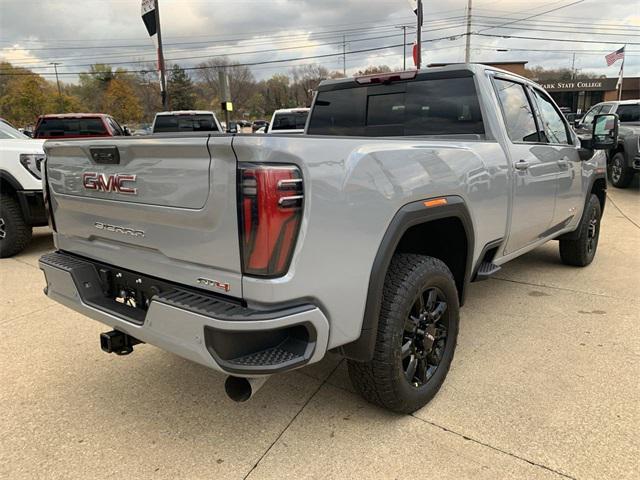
[308,77,484,137]
[153,114,219,133]
[271,112,308,130]
[493,79,539,143]
[617,104,640,122]
[35,118,107,137]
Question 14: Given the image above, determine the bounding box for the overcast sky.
[0,0,638,83]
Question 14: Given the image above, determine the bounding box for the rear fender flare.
[340,196,474,362]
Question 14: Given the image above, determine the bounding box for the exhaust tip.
[225,376,252,402]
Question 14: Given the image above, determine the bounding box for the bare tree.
[196,57,256,116]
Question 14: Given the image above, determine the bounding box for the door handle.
[557,158,569,167]
[514,160,530,171]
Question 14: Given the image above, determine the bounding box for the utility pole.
[571,53,576,80]
[154,0,168,109]
[465,0,473,63]
[342,35,347,76]
[49,62,64,112]
[400,26,407,70]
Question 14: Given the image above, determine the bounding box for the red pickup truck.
[34,113,128,139]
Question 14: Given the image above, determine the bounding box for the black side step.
[475,262,501,281]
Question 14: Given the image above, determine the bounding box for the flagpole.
[154,0,168,109]
[618,46,625,102]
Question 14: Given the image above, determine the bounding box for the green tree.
[168,64,196,110]
[0,73,55,126]
[102,76,143,124]
[77,64,115,111]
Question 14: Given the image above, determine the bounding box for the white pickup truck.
[0,120,47,257]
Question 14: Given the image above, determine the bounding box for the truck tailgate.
[44,135,243,297]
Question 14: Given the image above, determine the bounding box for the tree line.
[0,59,603,128]
[0,59,391,127]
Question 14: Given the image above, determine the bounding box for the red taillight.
[238,163,303,277]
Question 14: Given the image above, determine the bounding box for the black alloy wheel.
[402,287,448,387]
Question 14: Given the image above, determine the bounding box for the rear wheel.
[347,254,459,414]
[559,194,601,267]
[608,152,634,189]
[0,193,32,258]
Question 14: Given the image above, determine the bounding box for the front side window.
[530,89,570,145]
[580,105,602,127]
[493,78,539,143]
[108,117,124,136]
[0,121,28,139]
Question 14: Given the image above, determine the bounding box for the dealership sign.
[540,79,618,92]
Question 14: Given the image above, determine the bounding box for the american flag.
[605,46,625,67]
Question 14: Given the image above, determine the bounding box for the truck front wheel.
[559,194,601,267]
[608,152,634,189]
[348,254,459,414]
[0,193,32,258]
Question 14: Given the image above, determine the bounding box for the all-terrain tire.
[607,152,634,189]
[0,193,32,258]
[559,194,602,267]
[347,254,459,414]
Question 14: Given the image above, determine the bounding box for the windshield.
[271,112,308,131]
[0,120,28,139]
[617,104,640,123]
[35,117,107,138]
[153,114,219,132]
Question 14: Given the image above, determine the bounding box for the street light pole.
[49,62,64,112]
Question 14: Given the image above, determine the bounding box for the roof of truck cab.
[316,63,535,91]
[37,113,111,119]
[155,111,217,116]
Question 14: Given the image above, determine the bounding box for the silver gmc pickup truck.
[39,65,619,413]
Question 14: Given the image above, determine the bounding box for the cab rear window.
[308,77,484,137]
[35,118,107,137]
[153,114,219,133]
[617,104,639,123]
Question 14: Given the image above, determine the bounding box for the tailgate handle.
[90,146,120,165]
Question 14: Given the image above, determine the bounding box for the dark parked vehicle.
[575,100,640,188]
[252,120,268,132]
[34,114,127,139]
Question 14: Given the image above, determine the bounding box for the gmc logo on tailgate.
[82,172,137,195]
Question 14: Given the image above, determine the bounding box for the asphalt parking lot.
[1,182,638,480]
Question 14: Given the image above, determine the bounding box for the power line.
[476,0,585,34]
[473,32,640,45]
[0,17,467,51]
[0,34,470,77]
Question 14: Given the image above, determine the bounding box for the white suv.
[0,120,47,257]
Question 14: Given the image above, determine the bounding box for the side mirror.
[573,119,581,128]
[592,114,618,150]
